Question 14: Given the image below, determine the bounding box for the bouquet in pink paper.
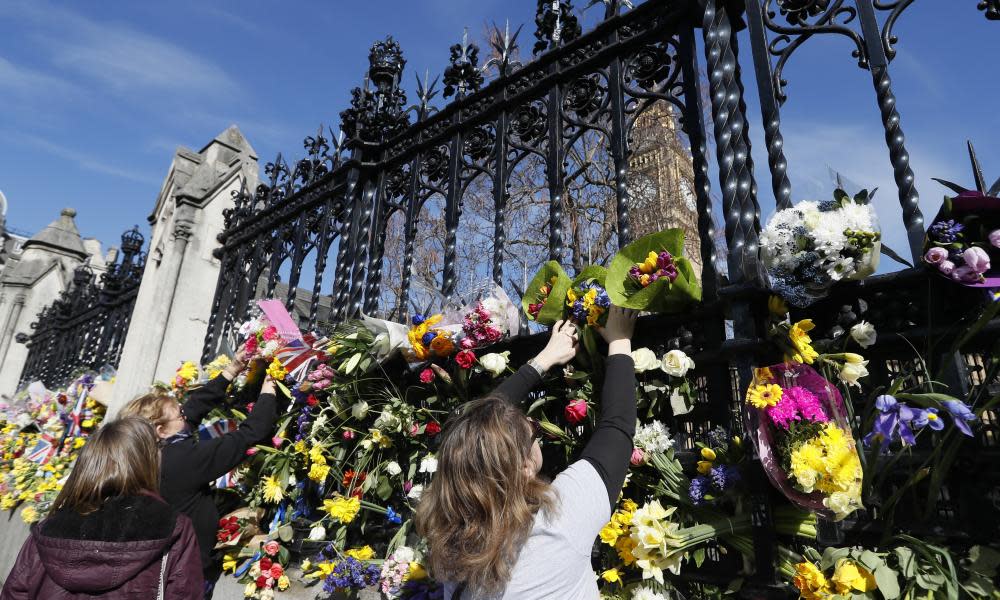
[236,300,328,383]
[746,362,863,521]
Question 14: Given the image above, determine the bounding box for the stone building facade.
[109,126,259,412]
[0,206,111,398]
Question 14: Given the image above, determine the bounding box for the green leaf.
[277,524,294,542]
[376,477,393,501]
[858,550,882,572]
[605,229,702,313]
[526,396,551,416]
[724,578,744,595]
[342,352,362,375]
[275,380,292,397]
[894,547,917,578]
[893,392,959,407]
[874,565,901,600]
[693,547,706,567]
[521,260,573,325]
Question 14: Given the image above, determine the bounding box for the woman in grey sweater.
[415,306,638,599]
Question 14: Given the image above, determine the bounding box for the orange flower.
[430,335,455,356]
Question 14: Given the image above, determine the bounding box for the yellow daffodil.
[601,567,623,584]
[345,545,375,561]
[406,561,428,581]
[700,447,717,461]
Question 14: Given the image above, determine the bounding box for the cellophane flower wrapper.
[746,362,863,522]
[439,281,520,349]
[922,190,1000,288]
[606,228,702,313]
[522,260,573,325]
[761,190,881,307]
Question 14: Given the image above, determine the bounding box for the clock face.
[680,179,697,211]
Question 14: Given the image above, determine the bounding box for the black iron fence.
[17,227,146,390]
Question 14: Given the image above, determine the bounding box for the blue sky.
[1,0,997,265]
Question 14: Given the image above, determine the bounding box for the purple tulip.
[938,260,956,276]
[924,246,948,265]
[942,400,977,437]
[951,265,982,283]
[963,247,991,274]
[990,229,1000,249]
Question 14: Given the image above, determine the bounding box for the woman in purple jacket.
[1,417,203,600]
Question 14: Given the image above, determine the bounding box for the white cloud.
[2,1,240,100]
[0,56,78,98]
[14,133,160,185]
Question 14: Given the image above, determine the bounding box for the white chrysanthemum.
[632,585,671,600]
[824,255,857,281]
[839,201,876,232]
[634,421,675,454]
[419,454,437,473]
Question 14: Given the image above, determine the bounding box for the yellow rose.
[277,575,290,591]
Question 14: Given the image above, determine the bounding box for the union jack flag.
[25,435,55,464]
[273,333,329,382]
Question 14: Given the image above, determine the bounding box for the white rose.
[419,454,438,474]
[407,484,424,501]
[661,350,695,377]
[823,491,858,518]
[375,409,401,432]
[630,348,659,373]
[386,461,402,476]
[308,524,327,540]
[351,401,369,420]
[850,321,877,349]
[839,360,869,387]
[478,352,510,377]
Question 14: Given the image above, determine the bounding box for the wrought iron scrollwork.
[533,0,582,55]
[443,30,484,99]
[981,0,1000,20]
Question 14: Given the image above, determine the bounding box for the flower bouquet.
[440,282,519,350]
[923,178,1000,287]
[522,260,573,325]
[566,266,611,327]
[215,507,264,550]
[606,229,701,313]
[761,189,881,306]
[745,362,863,521]
[405,313,455,362]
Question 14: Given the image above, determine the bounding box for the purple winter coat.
[1,493,203,600]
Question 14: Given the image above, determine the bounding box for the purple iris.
[942,400,977,437]
[386,505,402,524]
[864,394,918,451]
[912,407,944,431]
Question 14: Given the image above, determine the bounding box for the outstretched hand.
[222,347,251,380]
[596,306,637,356]
[534,320,579,372]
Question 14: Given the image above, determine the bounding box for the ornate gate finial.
[443,28,484,99]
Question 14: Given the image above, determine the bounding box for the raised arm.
[182,350,247,427]
[495,320,578,405]
[580,306,638,508]
[185,376,280,485]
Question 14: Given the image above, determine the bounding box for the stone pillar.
[0,293,26,370]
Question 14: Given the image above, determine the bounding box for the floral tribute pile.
[0,372,109,524]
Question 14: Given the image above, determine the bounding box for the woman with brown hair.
[415,306,638,599]
[1,417,203,599]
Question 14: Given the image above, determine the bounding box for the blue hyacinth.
[688,476,710,505]
[928,219,964,243]
[323,557,380,593]
[710,465,741,491]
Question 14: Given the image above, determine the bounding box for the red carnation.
[260,557,272,571]
[255,575,269,589]
[419,368,435,384]
[565,398,588,425]
[306,395,319,407]
[425,422,441,436]
[455,349,476,369]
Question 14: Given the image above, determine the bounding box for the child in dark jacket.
[120,351,280,591]
[1,417,203,600]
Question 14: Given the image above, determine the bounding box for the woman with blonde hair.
[119,351,279,596]
[1,416,202,599]
[415,306,637,599]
